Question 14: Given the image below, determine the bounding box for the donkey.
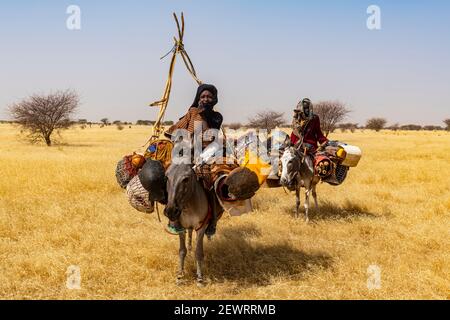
[280,146,320,222]
[164,163,212,286]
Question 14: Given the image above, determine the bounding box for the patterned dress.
[165,107,220,148]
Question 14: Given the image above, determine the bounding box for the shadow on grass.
[53,142,95,148]
[282,199,379,221]
[218,222,263,239]
[203,224,333,287]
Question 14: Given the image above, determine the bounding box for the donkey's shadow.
[283,200,379,221]
[200,223,332,287]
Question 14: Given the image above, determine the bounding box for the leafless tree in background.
[423,125,443,131]
[444,119,450,131]
[9,90,79,146]
[386,123,400,131]
[338,123,359,133]
[400,124,422,131]
[366,118,387,132]
[314,100,351,136]
[100,118,110,126]
[248,110,285,134]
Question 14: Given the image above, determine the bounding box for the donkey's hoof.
[176,272,185,283]
[196,280,206,288]
[176,275,186,286]
[176,279,186,286]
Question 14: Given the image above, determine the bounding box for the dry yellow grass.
[0,124,449,300]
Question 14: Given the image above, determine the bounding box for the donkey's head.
[164,163,197,221]
[280,147,301,190]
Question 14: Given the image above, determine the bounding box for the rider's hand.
[198,101,206,112]
[318,141,328,151]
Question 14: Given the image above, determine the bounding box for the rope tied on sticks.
[148,12,203,144]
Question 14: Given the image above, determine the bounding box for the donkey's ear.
[284,135,293,147]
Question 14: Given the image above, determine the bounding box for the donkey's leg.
[295,186,301,219]
[304,187,311,223]
[195,229,206,287]
[312,184,319,209]
[177,232,187,283]
[188,228,193,252]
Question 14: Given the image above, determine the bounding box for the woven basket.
[126,175,154,214]
[115,156,139,189]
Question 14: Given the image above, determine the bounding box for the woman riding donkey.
[290,98,329,154]
[278,98,329,221]
[163,84,224,236]
[162,84,260,285]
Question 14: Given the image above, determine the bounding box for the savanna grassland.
[0,124,449,299]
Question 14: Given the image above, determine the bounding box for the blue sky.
[1,0,449,125]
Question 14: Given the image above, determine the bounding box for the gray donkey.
[280,146,320,222]
[164,163,216,286]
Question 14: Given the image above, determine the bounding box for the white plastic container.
[339,145,362,167]
[219,198,253,217]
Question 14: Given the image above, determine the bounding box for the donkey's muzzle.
[164,205,181,221]
[280,178,296,191]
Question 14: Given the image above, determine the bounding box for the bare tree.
[366,118,387,132]
[387,123,400,131]
[400,124,422,131]
[338,123,358,133]
[9,90,79,146]
[314,101,351,136]
[444,119,450,131]
[248,110,285,133]
[136,120,155,126]
[100,118,110,126]
[423,125,443,131]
